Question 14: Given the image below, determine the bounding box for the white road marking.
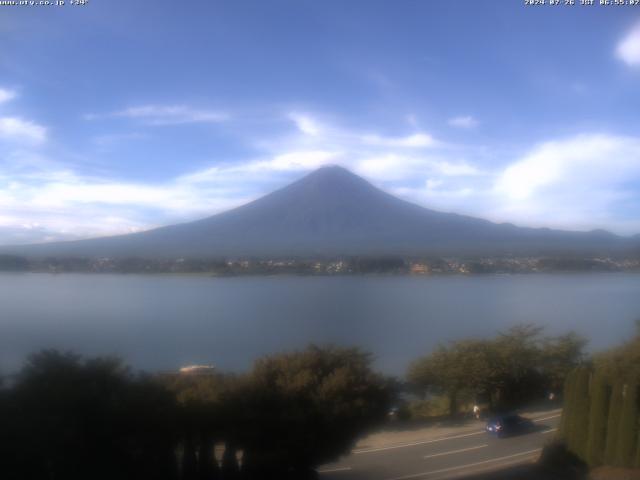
[354,411,560,455]
[423,444,488,459]
[542,427,558,434]
[318,466,352,473]
[354,430,486,454]
[533,413,561,422]
[385,448,542,480]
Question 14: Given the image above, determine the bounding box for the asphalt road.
[319,412,561,480]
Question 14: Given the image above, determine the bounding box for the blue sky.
[1,1,640,244]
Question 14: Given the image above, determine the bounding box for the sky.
[1,0,640,245]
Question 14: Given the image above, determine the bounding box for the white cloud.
[0,120,351,244]
[289,113,322,136]
[0,88,16,104]
[435,161,481,176]
[24,175,247,215]
[355,154,416,180]
[378,133,640,235]
[5,98,640,245]
[282,112,438,150]
[616,23,640,67]
[179,150,342,185]
[361,132,436,148]
[0,90,47,145]
[448,115,478,128]
[87,104,229,125]
[250,150,342,172]
[488,134,640,232]
[0,223,80,245]
[0,163,256,244]
[255,112,451,183]
[0,108,472,243]
[425,179,443,190]
[495,134,640,200]
[355,154,481,182]
[0,117,47,143]
[0,215,147,245]
[0,144,345,244]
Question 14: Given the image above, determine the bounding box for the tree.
[567,367,591,459]
[162,371,237,479]
[489,324,546,408]
[236,345,392,477]
[559,368,577,440]
[636,428,640,468]
[552,321,640,468]
[5,350,179,480]
[408,325,586,415]
[540,332,587,394]
[595,321,640,379]
[586,371,611,467]
[408,340,492,416]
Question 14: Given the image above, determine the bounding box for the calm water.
[1,273,639,375]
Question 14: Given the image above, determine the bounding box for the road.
[319,411,561,480]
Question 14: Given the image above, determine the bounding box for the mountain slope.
[2,166,635,258]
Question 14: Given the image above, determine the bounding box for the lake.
[1,273,639,375]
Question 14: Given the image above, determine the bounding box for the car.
[485,414,535,437]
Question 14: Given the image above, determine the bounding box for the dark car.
[485,414,535,437]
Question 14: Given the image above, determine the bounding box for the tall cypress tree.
[604,380,624,465]
[586,371,611,467]
[569,367,591,458]
[560,369,577,440]
[615,380,639,467]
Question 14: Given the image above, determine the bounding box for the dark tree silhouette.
[1,346,391,479]
[2,350,179,480]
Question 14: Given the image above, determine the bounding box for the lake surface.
[1,273,639,375]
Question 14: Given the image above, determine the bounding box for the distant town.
[1,254,639,275]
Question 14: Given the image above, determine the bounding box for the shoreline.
[1,269,640,277]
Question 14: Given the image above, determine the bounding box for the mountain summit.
[2,166,633,258]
